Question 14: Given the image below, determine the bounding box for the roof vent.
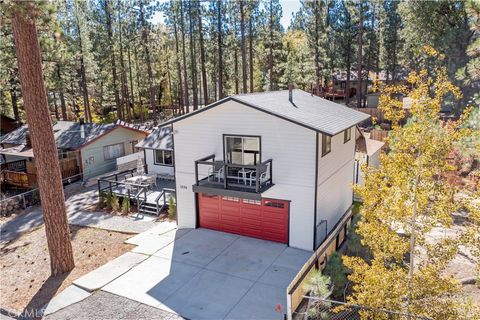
[288,83,294,103]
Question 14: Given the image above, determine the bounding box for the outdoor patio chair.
[247,163,269,187]
[208,161,225,182]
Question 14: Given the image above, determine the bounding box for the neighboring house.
[136,126,174,178]
[143,89,369,251]
[0,120,149,188]
[354,127,385,188]
[0,115,20,135]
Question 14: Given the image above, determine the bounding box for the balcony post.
[269,160,273,184]
[195,161,199,186]
[223,164,228,189]
[255,165,260,193]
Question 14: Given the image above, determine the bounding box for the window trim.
[321,134,332,157]
[154,149,174,166]
[344,128,351,143]
[222,134,262,165]
[103,142,125,161]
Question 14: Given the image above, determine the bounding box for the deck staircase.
[134,188,175,216]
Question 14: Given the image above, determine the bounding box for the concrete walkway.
[1,185,159,243]
[59,226,311,320]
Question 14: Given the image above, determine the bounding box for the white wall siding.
[317,128,355,235]
[145,149,175,176]
[173,100,316,251]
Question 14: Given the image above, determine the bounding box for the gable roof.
[0,121,148,150]
[157,89,370,136]
[135,126,173,150]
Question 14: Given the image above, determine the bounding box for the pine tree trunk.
[127,45,136,119]
[117,7,130,122]
[74,10,92,122]
[9,84,20,123]
[188,2,199,111]
[217,0,224,99]
[268,0,274,91]
[314,0,321,95]
[55,64,68,120]
[197,3,208,105]
[12,10,74,276]
[180,0,189,113]
[173,10,184,113]
[133,46,145,122]
[133,45,144,122]
[248,12,254,93]
[105,0,122,120]
[140,1,157,125]
[356,2,363,109]
[240,0,247,94]
[233,17,239,95]
[53,91,60,120]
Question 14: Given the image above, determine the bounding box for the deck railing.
[194,154,273,193]
[0,159,27,172]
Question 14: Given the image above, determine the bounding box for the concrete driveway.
[73,225,310,320]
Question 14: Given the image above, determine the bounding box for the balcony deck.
[193,154,273,200]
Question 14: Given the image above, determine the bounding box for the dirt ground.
[0,225,134,314]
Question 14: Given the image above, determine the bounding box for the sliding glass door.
[224,136,260,165]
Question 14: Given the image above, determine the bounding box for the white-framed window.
[322,134,332,156]
[154,149,173,166]
[103,143,125,160]
[344,128,351,143]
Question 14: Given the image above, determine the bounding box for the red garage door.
[198,193,289,244]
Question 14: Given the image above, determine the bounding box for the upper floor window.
[344,128,351,143]
[103,143,125,160]
[154,149,173,166]
[322,134,331,156]
[224,135,260,165]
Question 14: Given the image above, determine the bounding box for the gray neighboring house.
[0,121,149,188]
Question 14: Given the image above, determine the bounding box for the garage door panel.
[199,193,288,244]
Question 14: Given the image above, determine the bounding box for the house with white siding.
[138,89,369,251]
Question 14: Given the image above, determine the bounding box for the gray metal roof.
[135,126,173,150]
[55,122,117,149]
[0,121,147,150]
[156,90,370,136]
[232,90,370,135]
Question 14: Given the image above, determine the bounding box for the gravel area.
[44,291,183,320]
[0,225,134,314]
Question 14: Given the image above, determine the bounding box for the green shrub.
[110,193,120,211]
[305,268,331,298]
[121,196,130,213]
[346,215,371,260]
[324,252,347,298]
[98,191,107,209]
[168,196,176,219]
[105,192,113,209]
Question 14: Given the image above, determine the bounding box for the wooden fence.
[26,157,80,180]
[369,128,389,142]
[352,107,385,124]
[286,206,355,319]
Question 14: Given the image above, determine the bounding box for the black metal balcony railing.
[194,154,273,193]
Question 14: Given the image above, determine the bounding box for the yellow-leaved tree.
[343,50,480,319]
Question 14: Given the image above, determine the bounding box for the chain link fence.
[296,297,431,320]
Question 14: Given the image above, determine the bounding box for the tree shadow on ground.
[20,272,70,320]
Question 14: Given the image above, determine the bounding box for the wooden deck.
[99,176,176,215]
